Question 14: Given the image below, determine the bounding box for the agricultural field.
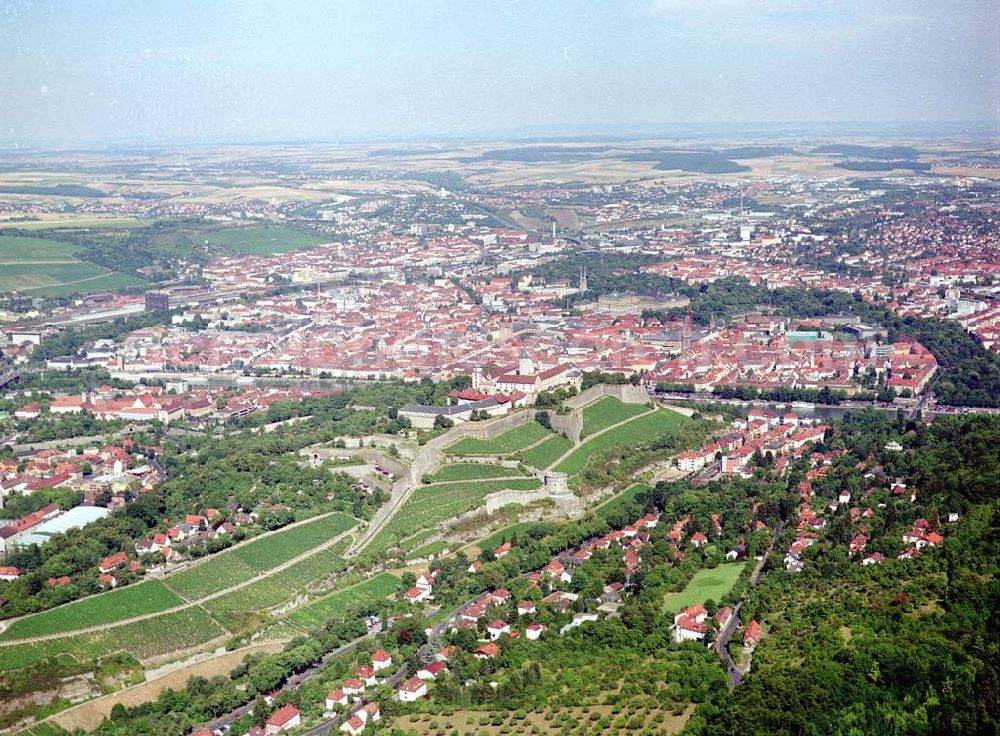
[365,477,542,555]
[444,421,550,456]
[554,409,688,476]
[0,234,80,261]
[165,512,357,600]
[519,434,573,470]
[6,216,152,230]
[288,573,402,629]
[428,463,523,483]
[0,581,185,642]
[0,234,147,296]
[596,483,653,520]
[662,562,747,614]
[13,723,69,736]
[0,607,227,671]
[202,225,326,255]
[581,396,648,435]
[203,546,347,631]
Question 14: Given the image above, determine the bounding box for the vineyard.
[555,409,688,476]
[429,462,524,483]
[204,544,348,631]
[289,573,402,629]
[365,477,542,555]
[596,482,653,520]
[0,581,184,642]
[13,723,69,736]
[444,422,550,456]
[519,434,573,470]
[0,607,227,671]
[165,512,357,600]
[581,396,649,435]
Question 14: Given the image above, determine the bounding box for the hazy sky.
[1,0,997,145]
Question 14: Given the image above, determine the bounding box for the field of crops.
[582,396,648,435]
[596,483,653,520]
[13,722,69,736]
[204,546,347,631]
[554,409,688,476]
[519,434,573,470]
[165,513,356,600]
[203,226,326,255]
[444,422,550,456]
[0,607,227,671]
[0,262,145,296]
[0,581,185,642]
[288,573,401,629]
[366,477,542,555]
[429,463,523,483]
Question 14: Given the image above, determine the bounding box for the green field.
[582,396,648,435]
[289,573,402,629]
[0,581,185,642]
[473,521,549,552]
[407,540,449,559]
[555,409,688,476]
[0,235,147,296]
[519,434,573,470]
[165,512,357,600]
[203,226,326,255]
[204,545,348,631]
[9,217,152,230]
[429,463,523,483]
[366,477,542,555]
[0,234,80,261]
[596,483,653,520]
[662,563,747,614]
[0,607,227,671]
[444,422,551,456]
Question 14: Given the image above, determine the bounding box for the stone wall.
[565,382,650,410]
[547,410,582,443]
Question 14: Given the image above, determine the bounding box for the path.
[0,521,357,646]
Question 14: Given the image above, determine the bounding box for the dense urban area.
[0,138,996,736]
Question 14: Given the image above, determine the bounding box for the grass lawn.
[555,409,688,476]
[595,482,653,520]
[519,434,573,470]
[444,422,550,456]
[662,562,748,614]
[582,396,648,435]
[0,581,185,641]
[288,573,402,629]
[428,463,523,483]
[365,477,542,555]
[203,226,326,255]
[165,512,356,600]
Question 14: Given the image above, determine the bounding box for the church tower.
[518,349,535,376]
[579,266,588,293]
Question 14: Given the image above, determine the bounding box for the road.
[713,518,784,689]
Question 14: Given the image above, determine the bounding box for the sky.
[0,0,997,146]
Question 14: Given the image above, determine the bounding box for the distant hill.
[813,144,920,158]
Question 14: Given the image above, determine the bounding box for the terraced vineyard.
[520,434,573,470]
[0,607,227,671]
[165,512,357,600]
[0,581,184,642]
[581,396,649,435]
[204,545,348,631]
[407,540,449,559]
[443,421,550,456]
[365,477,542,555]
[555,409,688,476]
[289,573,401,629]
[429,462,523,483]
[13,723,70,736]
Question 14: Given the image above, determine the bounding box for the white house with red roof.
[371,649,392,671]
[672,604,709,643]
[265,704,300,734]
[487,619,510,640]
[398,675,428,702]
